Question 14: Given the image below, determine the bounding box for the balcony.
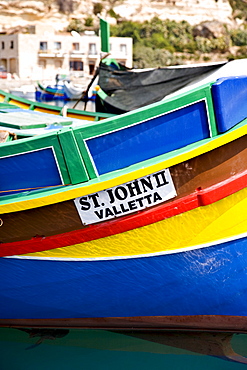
[87,52,99,58]
[38,50,55,57]
[70,50,85,58]
[38,50,66,58]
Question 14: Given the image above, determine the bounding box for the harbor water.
[1,327,247,369]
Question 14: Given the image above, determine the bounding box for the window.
[55,60,62,69]
[69,61,83,71]
[89,43,97,55]
[0,59,7,72]
[1,42,4,50]
[72,42,79,51]
[54,42,62,50]
[89,61,95,75]
[9,58,17,73]
[120,44,127,55]
[39,59,47,69]
[10,40,14,49]
[40,41,48,51]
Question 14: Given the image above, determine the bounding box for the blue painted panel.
[0,148,62,196]
[212,76,247,133]
[1,237,247,320]
[86,101,210,175]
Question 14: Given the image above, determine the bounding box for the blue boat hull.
[1,236,247,325]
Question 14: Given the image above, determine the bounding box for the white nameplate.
[74,169,177,225]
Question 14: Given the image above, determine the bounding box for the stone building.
[0,25,132,80]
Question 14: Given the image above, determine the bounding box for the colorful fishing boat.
[35,81,96,102]
[0,73,247,332]
[35,81,68,101]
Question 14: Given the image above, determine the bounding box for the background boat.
[35,81,72,101]
[35,81,96,102]
[0,89,113,137]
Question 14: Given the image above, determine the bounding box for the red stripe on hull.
[1,170,247,257]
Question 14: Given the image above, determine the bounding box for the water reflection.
[1,328,247,369]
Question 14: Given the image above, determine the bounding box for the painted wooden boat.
[0,74,247,332]
[63,81,85,100]
[0,89,113,137]
[36,81,96,102]
[35,81,68,101]
[63,81,96,102]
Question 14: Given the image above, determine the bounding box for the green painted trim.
[96,88,108,101]
[0,102,19,110]
[58,128,89,184]
[204,81,217,136]
[73,128,98,179]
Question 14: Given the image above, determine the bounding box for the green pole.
[100,18,110,53]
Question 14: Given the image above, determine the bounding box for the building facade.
[0,25,132,80]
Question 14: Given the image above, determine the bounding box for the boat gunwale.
[0,89,113,120]
[0,117,246,214]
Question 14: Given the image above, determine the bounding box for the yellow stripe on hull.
[8,99,31,109]
[21,186,247,259]
[66,113,96,121]
[34,107,60,115]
